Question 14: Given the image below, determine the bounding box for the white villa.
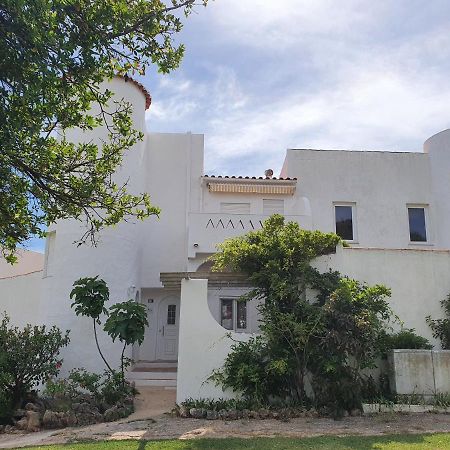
[2,77,450,402]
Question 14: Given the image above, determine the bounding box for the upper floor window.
[408,207,427,242]
[263,199,284,215]
[220,298,247,332]
[220,202,250,214]
[334,204,355,241]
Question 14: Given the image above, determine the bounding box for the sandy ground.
[1,387,450,449]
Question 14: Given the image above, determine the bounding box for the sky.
[24,0,450,253]
[143,0,450,177]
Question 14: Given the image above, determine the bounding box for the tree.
[70,276,148,383]
[0,0,208,262]
[212,215,395,416]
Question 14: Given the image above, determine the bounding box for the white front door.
[156,296,180,361]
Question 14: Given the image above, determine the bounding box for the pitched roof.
[116,75,152,110]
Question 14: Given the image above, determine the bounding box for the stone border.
[363,403,450,414]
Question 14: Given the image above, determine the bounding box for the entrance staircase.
[127,361,177,388]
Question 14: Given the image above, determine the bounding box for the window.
[408,207,427,242]
[220,202,250,214]
[334,204,355,241]
[220,298,247,331]
[263,199,284,215]
[167,304,176,325]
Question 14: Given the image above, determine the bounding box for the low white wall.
[389,350,450,395]
[177,278,253,403]
[178,246,450,401]
[0,271,44,327]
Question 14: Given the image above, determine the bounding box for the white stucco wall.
[0,271,44,328]
[0,250,44,279]
[177,246,450,402]
[177,279,253,403]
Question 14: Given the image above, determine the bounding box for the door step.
[127,362,177,387]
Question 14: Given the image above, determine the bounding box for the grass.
[26,433,450,450]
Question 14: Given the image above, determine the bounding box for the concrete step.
[126,361,178,388]
[127,371,177,381]
[132,378,177,387]
[133,361,177,369]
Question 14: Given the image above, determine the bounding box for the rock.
[15,418,28,430]
[248,410,259,419]
[13,409,26,419]
[189,408,206,419]
[25,402,41,412]
[350,408,362,417]
[178,405,190,418]
[241,409,249,419]
[0,425,4,433]
[123,396,134,406]
[227,409,238,420]
[206,410,219,420]
[26,410,41,432]
[72,402,96,414]
[258,408,270,419]
[76,411,103,426]
[4,425,13,433]
[103,405,126,422]
[218,409,229,420]
[43,410,65,429]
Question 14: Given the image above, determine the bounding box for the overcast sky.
[143,0,450,177]
[25,0,450,252]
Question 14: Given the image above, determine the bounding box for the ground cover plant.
[19,433,450,449]
[210,215,425,418]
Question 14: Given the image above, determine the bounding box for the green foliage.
[44,368,136,410]
[212,215,396,416]
[210,336,288,405]
[0,0,208,262]
[380,328,433,351]
[180,397,261,412]
[426,293,450,349]
[0,314,69,410]
[70,277,148,383]
[104,300,148,346]
[70,276,109,322]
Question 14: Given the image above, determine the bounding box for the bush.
[427,294,450,349]
[0,314,69,409]
[381,328,432,351]
[44,368,136,409]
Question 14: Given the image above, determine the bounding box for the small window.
[408,207,427,242]
[220,298,247,331]
[220,203,250,214]
[334,205,354,241]
[263,199,284,215]
[167,304,176,325]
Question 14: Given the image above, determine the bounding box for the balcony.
[188,213,312,258]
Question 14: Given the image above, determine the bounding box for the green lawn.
[26,433,450,450]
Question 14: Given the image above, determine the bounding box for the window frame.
[333,202,357,243]
[220,297,248,332]
[407,204,430,245]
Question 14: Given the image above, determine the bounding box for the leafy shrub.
[212,216,397,417]
[180,397,260,412]
[0,314,69,408]
[427,294,450,349]
[380,328,432,351]
[210,336,288,404]
[44,368,136,408]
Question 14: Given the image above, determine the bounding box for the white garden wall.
[177,246,450,402]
